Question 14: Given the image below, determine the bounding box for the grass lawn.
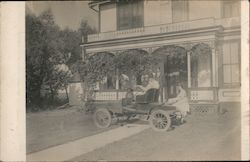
[26,106,117,154]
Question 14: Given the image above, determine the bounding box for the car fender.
[149,104,177,115]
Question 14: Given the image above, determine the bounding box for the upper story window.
[223,0,240,18]
[222,41,240,85]
[117,0,144,30]
[172,0,188,23]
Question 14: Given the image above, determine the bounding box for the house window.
[172,0,188,23]
[117,0,144,30]
[223,0,240,18]
[222,42,240,85]
[191,54,212,88]
[191,44,212,88]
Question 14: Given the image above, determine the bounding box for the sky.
[26,1,98,30]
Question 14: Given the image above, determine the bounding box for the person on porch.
[120,74,130,90]
[166,83,190,117]
[135,74,160,96]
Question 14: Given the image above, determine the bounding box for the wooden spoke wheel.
[149,110,171,132]
[93,108,112,128]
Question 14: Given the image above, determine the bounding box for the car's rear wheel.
[93,108,112,128]
[149,110,171,132]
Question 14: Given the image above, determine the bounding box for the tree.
[26,13,48,106]
[66,19,97,75]
[78,20,97,42]
[37,9,65,105]
[59,28,82,65]
[26,9,71,107]
[43,64,73,102]
[70,20,98,83]
[26,9,98,109]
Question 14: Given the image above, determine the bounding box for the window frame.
[171,0,189,23]
[222,41,241,87]
[191,51,213,88]
[222,0,240,18]
[116,0,144,31]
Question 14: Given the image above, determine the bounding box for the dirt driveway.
[71,112,241,161]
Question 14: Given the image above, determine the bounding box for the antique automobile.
[85,88,184,132]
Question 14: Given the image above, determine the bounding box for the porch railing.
[94,90,125,101]
[92,87,219,103]
[84,17,240,43]
[188,87,218,103]
[93,90,139,101]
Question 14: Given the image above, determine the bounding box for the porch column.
[115,69,119,100]
[159,61,165,103]
[81,46,85,61]
[212,48,216,87]
[187,51,191,88]
[215,48,219,87]
[116,69,119,90]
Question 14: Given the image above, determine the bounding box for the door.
[164,53,187,100]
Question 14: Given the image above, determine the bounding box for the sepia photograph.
[22,0,245,161]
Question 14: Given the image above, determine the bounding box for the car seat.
[135,88,159,104]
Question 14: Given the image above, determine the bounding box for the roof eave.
[88,0,112,12]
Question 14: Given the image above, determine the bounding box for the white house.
[79,0,241,113]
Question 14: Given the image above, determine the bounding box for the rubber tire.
[149,110,171,132]
[93,108,112,128]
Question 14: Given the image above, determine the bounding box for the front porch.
[79,17,241,114]
[82,41,220,114]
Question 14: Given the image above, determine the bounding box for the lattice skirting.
[190,103,219,115]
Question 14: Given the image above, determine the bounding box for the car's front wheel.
[149,110,171,132]
[93,108,112,128]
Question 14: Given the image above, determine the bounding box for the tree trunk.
[49,84,55,105]
[32,80,43,106]
[81,81,86,102]
[64,85,69,102]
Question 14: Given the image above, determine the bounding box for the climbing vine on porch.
[114,49,158,80]
[82,52,116,87]
[77,49,158,89]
